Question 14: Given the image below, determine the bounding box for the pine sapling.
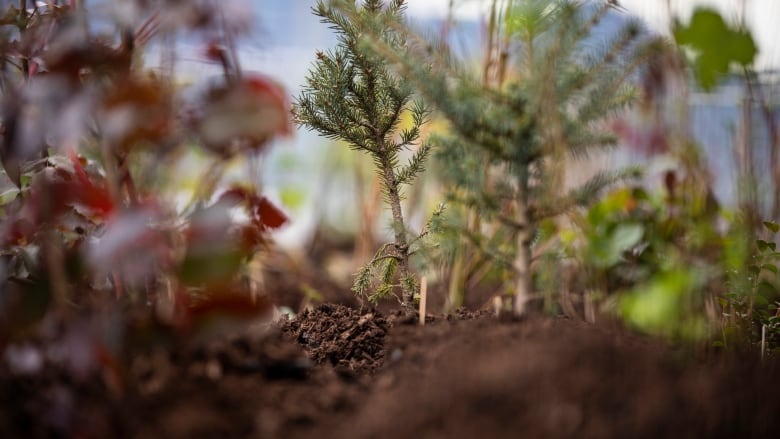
[293,0,432,307]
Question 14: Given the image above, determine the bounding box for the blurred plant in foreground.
[0,0,289,354]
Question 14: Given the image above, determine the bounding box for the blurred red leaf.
[68,153,114,215]
[243,74,292,137]
[101,78,173,151]
[256,196,287,229]
[189,290,273,322]
[86,203,172,287]
[217,186,288,230]
[193,73,291,156]
[172,287,274,337]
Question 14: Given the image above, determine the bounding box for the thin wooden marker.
[493,296,503,317]
[419,276,428,325]
[761,324,767,361]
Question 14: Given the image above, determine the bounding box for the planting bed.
[1,302,779,438]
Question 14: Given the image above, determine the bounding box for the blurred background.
[176,1,780,250]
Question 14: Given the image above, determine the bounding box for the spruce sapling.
[293,0,432,307]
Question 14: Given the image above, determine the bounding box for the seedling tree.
[293,0,431,307]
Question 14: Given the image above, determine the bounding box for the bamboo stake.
[493,295,503,317]
[761,324,767,361]
[419,276,428,325]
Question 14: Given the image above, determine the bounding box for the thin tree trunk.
[513,166,532,315]
[447,245,467,310]
[380,156,413,305]
[354,157,379,264]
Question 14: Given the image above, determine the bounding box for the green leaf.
[757,280,777,298]
[673,8,757,90]
[0,188,19,206]
[179,249,244,286]
[589,223,644,268]
[757,240,771,252]
[761,263,778,274]
[754,293,769,308]
[763,221,780,234]
[620,269,707,340]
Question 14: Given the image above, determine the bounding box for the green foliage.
[673,8,757,90]
[506,0,567,41]
[722,220,780,351]
[293,0,432,307]
[369,0,653,311]
[563,171,727,339]
[620,269,708,340]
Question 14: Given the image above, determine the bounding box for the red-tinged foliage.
[188,290,273,329]
[611,117,670,156]
[9,156,114,239]
[256,195,289,229]
[86,203,175,287]
[179,187,287,286]
[218,185,289,231]
[66,152,115,217]
[0,0,292,375]
[101,78,174,151]
[244,74,293,137]
[166,286,274,338]
[192,74,291,156]
[44,40,132,82]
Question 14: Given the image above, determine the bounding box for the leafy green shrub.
[721,221,780,351]
[562,172,724,340]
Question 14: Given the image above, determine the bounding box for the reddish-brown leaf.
[194,74,292,156]
[256,196,288,229]
[68,152,115,216]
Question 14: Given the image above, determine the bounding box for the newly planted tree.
[293,0,431,307]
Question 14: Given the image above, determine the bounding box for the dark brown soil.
[1,303,779,438]
[280,303,389,376]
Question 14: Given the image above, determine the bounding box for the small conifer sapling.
[293,0,432,307]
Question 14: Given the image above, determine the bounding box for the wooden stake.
[761,324,767,361]
[419,276,428,325]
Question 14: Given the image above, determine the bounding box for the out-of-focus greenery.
[721,220,780,351]
[674,7,757,91]
[361,0,655,313]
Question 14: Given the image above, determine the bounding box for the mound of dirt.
[2,304,779,438]
[281,304,389,376]
[305,316,780,439]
